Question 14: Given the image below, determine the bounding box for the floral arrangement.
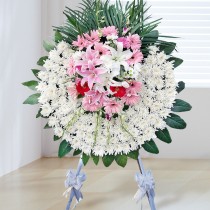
[23,0,192,167]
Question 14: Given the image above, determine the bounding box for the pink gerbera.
[122,90,140,105]
[102,26,118,37]
[82,90,102,111]
[127,50,143,65]
[128,81,142,92]
[94,42,110,56]
[127,34,141,50]
[67,85,78,100]
[72,35,88,50]
[104,100,122,115]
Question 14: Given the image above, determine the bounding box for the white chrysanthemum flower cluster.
[37,42,177,156]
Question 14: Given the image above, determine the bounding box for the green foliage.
[55,31,63,43]
[142,30,159,44]
[159,42,176,55]
[155,128,172,144]
[142,139,159,154]
[23,93,40,105]
[58,140,72,158]
[128,150,139,160]
[115,154,128,167]
[92,154,100,165]
[102,154,115,167]
[22,80,38,91]
[44,123,51,129]
[171,99,192,112]
[37,56,48,66]
[73,149,82,156]
[176,81,185,94]
[82,153,90,166]
[168,57,183,68]
[31,69,40,80]
[54,135,61,141]
[43,41,55,52]
[36,108,42,118]
[165,113,187,129]
[54,0,163,43]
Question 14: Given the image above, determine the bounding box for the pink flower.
[123,27,130,35]
[117,37,130,48]
[94,42,110,56]
[67,85,78,100]
[102,26,118,37]
[82,90,103,111]
[78,60,107,89]
[122,89,140,105]
[127,50,143,65]
[127,34,141,50]
[84,30,100,45]
[67,58,76,76]
[128,81,142,92]
[75,47,102,71]
[104,100,122,115]
[72,35,88,50]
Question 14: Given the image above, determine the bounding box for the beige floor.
[0,158,210,210]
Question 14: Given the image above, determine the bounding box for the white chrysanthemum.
[37,43,177,156]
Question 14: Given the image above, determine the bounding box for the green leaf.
[115,154,128,167]
[82,153,90,166]
[168,57,183,68]
[22,80,38,91]
[176,81,185,93]
[54,31,63,43]
[165,113,187,129]
[102,155,115,167]
[142,139,159,154]
[37,56,48,66]
[155,128,172,144]
[44,123,51,129]
[128,150,139,160]
[143,30,159,43]
[36,108,42,118]
[73,149,82,156]
[172,99,192,112]
[58,140,72,158]
[92,154,99,165]
[43,41,55,52]
[160,42,176,55]
[54,135,61,141]
[31,69,40,80]
[23,93,40,105]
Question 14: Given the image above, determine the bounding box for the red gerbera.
[76,81,90,96]
[110,86,126,98]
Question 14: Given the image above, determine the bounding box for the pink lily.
[78,60,107,89]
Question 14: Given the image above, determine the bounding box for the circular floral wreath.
[23,0,192,167]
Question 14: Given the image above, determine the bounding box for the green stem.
[61,108,82,138]
[96,0,101,28]
[94,111,101,145]
[107,120,111,145]
[120,115,134,138]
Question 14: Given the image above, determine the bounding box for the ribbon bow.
[134,170,155,203]
[63,159,86,210]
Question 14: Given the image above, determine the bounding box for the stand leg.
[64,157,86,210]
[136,154,156,210]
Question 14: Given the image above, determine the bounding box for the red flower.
[110,86,126,98]
[76,81,90,96]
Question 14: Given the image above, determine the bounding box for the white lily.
[101,42,133,77]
